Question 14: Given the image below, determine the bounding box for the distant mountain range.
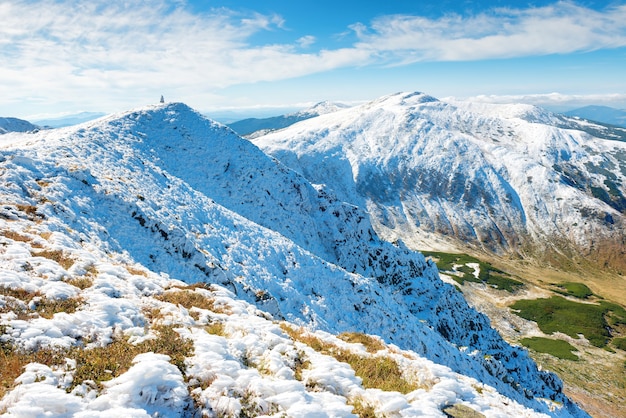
[227,101,350,137]
[564,105,626,127]
[33,111,106,128]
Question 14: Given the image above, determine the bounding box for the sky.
[1,0,626,121]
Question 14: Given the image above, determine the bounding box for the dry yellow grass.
[33,249,75,270]
[70,324,193,389]
[1,284,83,321]
[281,324,417,394]
[66,276,94,290]
[338,332,386,353]
[1,230,31,242]
[156,288,230,314]
[347,397,377,418]
[0,286,38,320]
[15,204,41,220]
[0,324,194,397]
[0,341,67,399]
[126,266,147,277]
[34,296,83,319]
[205,321,226,336]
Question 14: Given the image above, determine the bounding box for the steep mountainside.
[253,92,626,274]
[228,101,349,137]
[0,103,587,416]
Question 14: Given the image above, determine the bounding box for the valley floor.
[440,259,626,418]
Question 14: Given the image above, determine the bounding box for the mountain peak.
[294,101,350,117]
[373,91,440,107]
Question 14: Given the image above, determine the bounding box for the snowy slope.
[253,92,626,271]
[0,103,587,416]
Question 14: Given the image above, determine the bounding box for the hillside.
[0,103,586,417]
[253,92,626,277]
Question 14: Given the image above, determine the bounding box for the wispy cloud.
[297,35,316,48]
[355,2,626,63]
[1,0,364,111]
[1,0,625,115]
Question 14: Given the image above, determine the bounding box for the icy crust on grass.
[0,267,551,418]
[0,102,587,416]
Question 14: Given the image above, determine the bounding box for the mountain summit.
[253,92,626,273]
[0,102,587,416]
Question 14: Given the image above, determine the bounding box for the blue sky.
[1,0,626,120]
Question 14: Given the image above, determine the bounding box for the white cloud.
[1,0,625,116]
[355,2,626,62]
[0,0,369,113]
[297,35,316,48]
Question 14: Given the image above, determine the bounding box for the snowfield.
[0,101,588,417]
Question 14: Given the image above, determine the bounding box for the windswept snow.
[0,102,588,417]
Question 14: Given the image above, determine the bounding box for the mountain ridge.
[33,111,107,128]
[0,102,586,416]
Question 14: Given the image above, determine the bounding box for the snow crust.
[0,101,588,417]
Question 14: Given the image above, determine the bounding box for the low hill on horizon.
[0,117,40,134]
[228,101,349,137]
[564,105,626,128]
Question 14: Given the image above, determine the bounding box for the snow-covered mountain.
[253,92,626,273]
[0,103,587,416]
[228,101,349,137]
[0,117,39,134]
